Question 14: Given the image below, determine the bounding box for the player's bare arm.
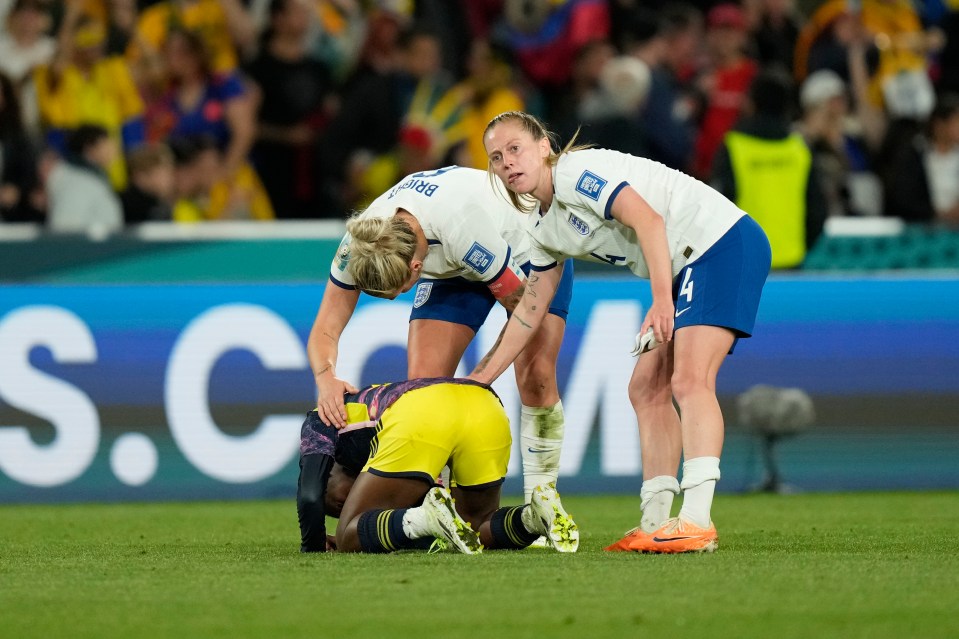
[470,264,563,383]
[308,283,361,427]
[610,187,675,344]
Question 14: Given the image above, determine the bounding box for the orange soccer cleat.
[627,517,718,554]
[604,526,651,552]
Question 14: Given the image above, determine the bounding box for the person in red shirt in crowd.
[692,3,758,180]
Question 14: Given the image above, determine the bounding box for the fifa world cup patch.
[464,242,495,274]
[567,212,590,235]
[575,170,607,201]
[334,239,351,271]
[413,281,433,308]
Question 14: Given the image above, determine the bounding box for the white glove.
[630,327,661,357]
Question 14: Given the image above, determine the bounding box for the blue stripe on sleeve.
[604,181,630,220]
[529,262,558,272]
[486,246,512,282]
[329,274,357,290]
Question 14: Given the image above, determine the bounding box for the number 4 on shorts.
[679,268,694,303]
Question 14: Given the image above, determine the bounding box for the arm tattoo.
[321,331,337,342]
[315,365,331,376]
[513,315,532,329]
[526,274,540,298]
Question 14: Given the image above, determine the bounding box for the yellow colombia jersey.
[34,56,144,189]
[173,162,275,222]
[350,379,512,489]
[131,0,239,74]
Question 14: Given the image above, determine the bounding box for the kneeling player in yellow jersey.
[296,378,578,554]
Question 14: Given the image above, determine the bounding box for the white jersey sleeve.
[328,232,356,289]
[553,150,633,222]
[531,149,745,279]
[328,167,528,288]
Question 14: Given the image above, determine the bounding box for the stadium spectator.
[121,141,174,223]
[494,0,610,114]
[577,55,652,157]
[103,0,138,56]
[712,69,827,269]
[474,111,771,554]
[169,134,274,221]
[34,3,145,190]
[750,0,803,72]
[796,64,884,217]
[0,71,42,222]
[245,0,335,218]
[45,124,123,234]
[798,0,936,111]
[633,4,702,172]
[446,37,525,169]
[296,378,578,554]
[309,166,574,511]
[128,0,256,74]
[0,0,54,85]
[147,28,259,205]
[322,24,453,210]
[693,3,758,180]
[549,38,616,144]
[882,94,959,225]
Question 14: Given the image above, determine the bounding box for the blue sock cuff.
[489,506,538,550]
[357,509,390,553]
[358,508,432,553]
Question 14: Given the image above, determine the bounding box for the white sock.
[401,506,431,539]
[679,456,721,528]
[640,475,680,532]
[520,401,565,502]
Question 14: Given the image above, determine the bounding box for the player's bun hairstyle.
[483,110,591,213]
[345,214,418,296]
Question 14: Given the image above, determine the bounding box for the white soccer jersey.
[330,166,530,287]
[528,149,746,278]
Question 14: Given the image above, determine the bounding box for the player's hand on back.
[315,373,359,428]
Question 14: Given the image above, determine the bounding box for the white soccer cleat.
[422,487,483,555]
[527,536,551,549]
[529,483,579,553]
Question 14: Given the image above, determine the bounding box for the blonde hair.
[345,213,418,296]
[484,110,591,213]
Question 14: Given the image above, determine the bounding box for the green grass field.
[2,491,958,639]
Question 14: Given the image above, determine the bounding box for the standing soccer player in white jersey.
[470,111,772,553]
[307,166,576,533]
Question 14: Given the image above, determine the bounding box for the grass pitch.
[2,491,957,639]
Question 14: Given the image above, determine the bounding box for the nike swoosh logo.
[675,307,691,318]
[527,447,552,453]
[652,536,694,543]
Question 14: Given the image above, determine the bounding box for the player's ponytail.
[484,111,592,213]
[345,214,418,296]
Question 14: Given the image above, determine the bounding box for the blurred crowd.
[1,0,958,236]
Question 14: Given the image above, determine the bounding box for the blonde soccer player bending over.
[469,112,772,553]
[308,167,574,515]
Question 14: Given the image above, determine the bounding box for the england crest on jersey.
[567,212,590,235]
[575,170,607,201]
[413,281,433,308]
